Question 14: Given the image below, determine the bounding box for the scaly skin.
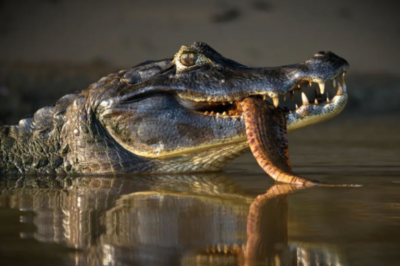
[0,42,350,183]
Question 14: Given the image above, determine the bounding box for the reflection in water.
[245,185,342,266]
[0,174,344,265]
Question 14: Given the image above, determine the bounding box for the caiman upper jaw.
[116,45,349,107]
[268,50,349,99]
[173,50,349,119]
[176,69,348,124]
[171,52,349,109]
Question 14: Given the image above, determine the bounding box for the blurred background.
[0,0,399,126]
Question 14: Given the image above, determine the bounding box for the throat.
[149,141,250,173]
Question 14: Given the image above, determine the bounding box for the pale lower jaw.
[286,93,348,132]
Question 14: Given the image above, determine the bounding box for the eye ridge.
[180,52,198,66]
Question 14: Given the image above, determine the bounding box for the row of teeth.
[203,111,240,116]
[268,72,347,108]
[201,72,347,116]
[204,244,245,254]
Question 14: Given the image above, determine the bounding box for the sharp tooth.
[224,245,228,254]
[222,111,227,115]
[229,101,233,104]
[301,92,309,105]
[297,84,301,89]
[340,74,347,92]
[273,97,279,107]
[263,95,267,100]
[210,111,215,115]
[318,82,325,94]
[332,79,337,88]
[343,72,346,77]
[290,91,295,101]
[326,92,330,103]
[337,82,344,95]
[204,111,209,115]
[314,99,318,105]
[283,94,287,101]
[222,102,226,105]
[309,81,312,86]
[295,104,299,110]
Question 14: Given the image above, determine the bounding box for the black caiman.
[0,42,350,185]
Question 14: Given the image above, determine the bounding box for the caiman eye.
[180,52,198,66]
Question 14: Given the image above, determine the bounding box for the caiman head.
[0,42,349,183]
[83,42,348,183]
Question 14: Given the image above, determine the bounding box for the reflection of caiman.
[0,174,345,265]
[0,42,349,184]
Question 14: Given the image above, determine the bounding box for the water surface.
[0,118,399,266]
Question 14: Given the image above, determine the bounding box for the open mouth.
[176,71,350,186]
[177,71,347,118]
[176,96,244,118]
[285,71,347,113]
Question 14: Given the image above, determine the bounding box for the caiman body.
[0,42,349,184]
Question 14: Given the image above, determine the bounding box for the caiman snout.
[302,51,349,83]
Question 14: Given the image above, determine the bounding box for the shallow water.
[0,117,399,266]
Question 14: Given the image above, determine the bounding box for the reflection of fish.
[0,174,346,265]
[0,42,350,185]
[245,184,344,266]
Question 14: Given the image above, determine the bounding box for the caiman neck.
[0,123,67,175]
[0,93,78,175]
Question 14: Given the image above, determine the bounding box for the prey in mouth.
[0,42,352,185]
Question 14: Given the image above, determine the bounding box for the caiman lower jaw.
[287,92,347,131]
